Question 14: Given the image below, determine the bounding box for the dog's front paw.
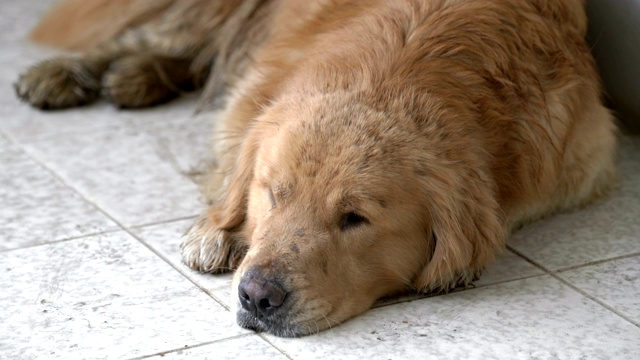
[15,58,100,109]
[180,212,246,273]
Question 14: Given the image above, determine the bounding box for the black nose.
[238,272,287,318]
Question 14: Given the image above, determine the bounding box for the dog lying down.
[16,0,617,337]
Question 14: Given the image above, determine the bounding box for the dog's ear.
[414,148,506,293]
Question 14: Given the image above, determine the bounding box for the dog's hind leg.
[15,44,210,109]
[15,51,115,109]
[103,54,209,108]
[15,0,261,109]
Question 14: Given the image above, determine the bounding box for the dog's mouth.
[235,300,308,338]
[234,292,336,337]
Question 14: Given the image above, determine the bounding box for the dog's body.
[17,0,617,337]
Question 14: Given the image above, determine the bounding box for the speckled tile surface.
[0,132,15,156]
[132,220,234,295]
[1,1,639,359]
[20,125,203,227]
[0,231,247,360]
[0,149,117,250]
[266,276,640,360]
[473,249,544,287]
[137,335,289,360]
[558,255,640,326]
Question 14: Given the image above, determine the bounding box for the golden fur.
[18,0,617,337]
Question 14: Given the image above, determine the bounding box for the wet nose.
[238,272,287,318]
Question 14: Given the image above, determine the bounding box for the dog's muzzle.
[235,268,305,337]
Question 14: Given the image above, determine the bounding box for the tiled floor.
[1,1,639,359]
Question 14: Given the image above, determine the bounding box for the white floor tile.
[132,220,234,293]
[125,107,216,178]
[21,126,203,227]
[212,286,235,310]
[558,255,640,325]
[0,150,117,250]
[0,99,128,142]
[509,134,640,270]
[0,132,13,155]
[138,335,288,360]
[0,1,57,43]
[266,276,640,360]
[0,231,247,359]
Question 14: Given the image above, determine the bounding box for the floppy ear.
[181,130,260,273]
[414,150,506,293]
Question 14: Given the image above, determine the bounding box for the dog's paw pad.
[180,214,246,273]
[15,58,100,109]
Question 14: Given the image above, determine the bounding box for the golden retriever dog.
[16,0,617,337]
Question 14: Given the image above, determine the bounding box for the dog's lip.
[236,307,303,337]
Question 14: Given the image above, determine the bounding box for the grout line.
[127,333,256,360]
[0,228,122,254]
[370,246,552,309]
[115,221,232,311]
[505,245,553,273]
[207,290,232,312]
[372,272,549,309]
[549,272,640,328]
[257,334,295,360]
[506,244,640,277]
[129,215,200,230]
[507,246,640,328]
[551,252,640,273]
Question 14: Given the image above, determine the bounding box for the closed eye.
[340,212,369,231]
[268,188,276,210]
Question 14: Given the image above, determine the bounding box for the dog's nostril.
[238,274,287,317]
[259,298,272,309]
[240,289,251,302]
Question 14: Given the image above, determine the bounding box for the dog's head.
[220,91,504,337]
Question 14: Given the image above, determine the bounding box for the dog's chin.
[233,299,329,338]
[235,308,308,338]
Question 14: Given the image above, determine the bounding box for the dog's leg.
[103,54,206,108]
[554,103,618,209]
[16,1,275,110]
[181,68,278,272]
[180,94,259,273]
[15,0,245,110]
[15,47,205,109]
